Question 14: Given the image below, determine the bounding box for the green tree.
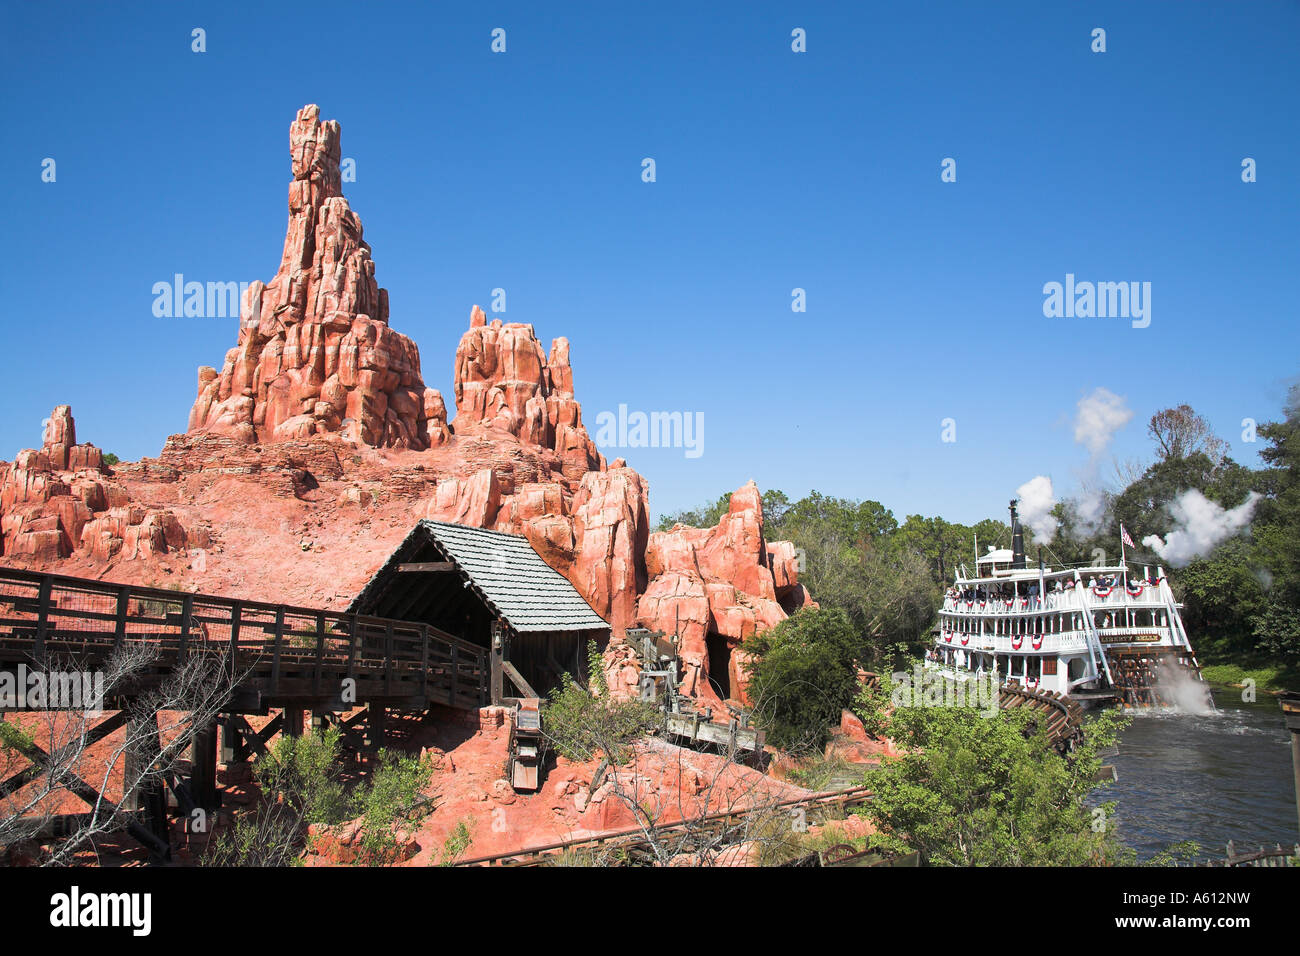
[855,675,1132,866]
[1252,386,1300,662]
[745,607,861,753]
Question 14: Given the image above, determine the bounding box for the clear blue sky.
[2,2,1297,525]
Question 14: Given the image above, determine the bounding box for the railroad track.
[456,785,874,866]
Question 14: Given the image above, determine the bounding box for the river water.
[1092,686,1299,861]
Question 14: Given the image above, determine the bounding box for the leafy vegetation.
[541,641,659,764]
[744,607,862,752]
[853,674,1133,866]
[436,819,474,866]
[207,727,433,866]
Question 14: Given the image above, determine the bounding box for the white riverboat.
[928,501,1207,708]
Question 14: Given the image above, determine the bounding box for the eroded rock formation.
[637,481,814,704]
[0,406,206,563]
[188,105,449,450]
[452,308,604,484]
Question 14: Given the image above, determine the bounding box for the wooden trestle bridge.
[0,567,490,861]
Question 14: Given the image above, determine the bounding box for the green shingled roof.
[350,520,609,634]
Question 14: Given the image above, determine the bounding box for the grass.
[1199,662,1298,695]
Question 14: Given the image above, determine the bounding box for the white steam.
[1069,485,1109,537]
[1142,490,1261,567]
[1063,388,1133,535]
[1073,387,1133,457]
[1015,475,1059,544]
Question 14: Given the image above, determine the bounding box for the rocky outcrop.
[0,406,205,563]
[452,308,604,485]
[636,481,813,704]
[188,105,448,450]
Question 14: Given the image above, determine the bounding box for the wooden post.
[313,611,326,695]
[270,607,285,694]
[228,602,242,681]
[114,585,129,651]
[33,577,52,658]
[190,719,218,808]
[124,709,170,856]
[490,621,505,705]
[284,708,304,738]
[365,704,386,766]
[177,593,194,660]
[220,713,239,764]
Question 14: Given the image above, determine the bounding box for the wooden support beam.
[190,719,219,808]
[0,710,127,799]
[502,660,538,700]
[220,713,239,764]
[364,704,386,766]
[490,621,505,705]
[397,562,456,573]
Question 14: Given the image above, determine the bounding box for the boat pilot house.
[348,520,610,703]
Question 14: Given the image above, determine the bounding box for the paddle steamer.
[928,501,1206,707]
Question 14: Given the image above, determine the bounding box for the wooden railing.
[0,568,488,710]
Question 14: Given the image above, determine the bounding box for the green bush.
[542,641,659,764]
[855,674,1133,866]
[255,726,354,826]
[355,748,432,865]
[744,607,861,753]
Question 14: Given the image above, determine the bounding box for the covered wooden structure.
[347,520,610,702]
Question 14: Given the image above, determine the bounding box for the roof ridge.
[419,519,530,542]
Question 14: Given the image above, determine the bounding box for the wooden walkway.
[0,568,489,713]
[0,567,489,862]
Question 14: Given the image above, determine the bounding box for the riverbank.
[1199,662,1298,695]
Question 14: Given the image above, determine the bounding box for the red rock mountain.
[0,105,813,704]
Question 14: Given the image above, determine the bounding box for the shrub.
[744,607,861,753]
[542,642,659,764]
[855,674,1133,866]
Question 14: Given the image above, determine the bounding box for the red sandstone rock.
[0,407,193,565]
[566,468,649,635]
[188,106,444,451]
[451,312,604,483]
[635,481,806,705]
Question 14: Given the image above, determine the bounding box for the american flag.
[1121,525,1135,549]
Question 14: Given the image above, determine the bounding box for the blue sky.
[2,2,1297,525]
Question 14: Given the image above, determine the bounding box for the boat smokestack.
[1010,499,1026,569]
